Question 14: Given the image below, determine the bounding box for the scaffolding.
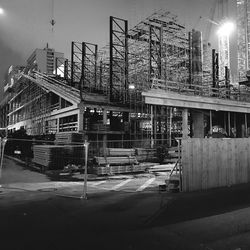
[237,0,250,81]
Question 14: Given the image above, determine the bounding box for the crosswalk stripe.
[136,177,156,192]
[111,179,132,190]
[89,181,107,186]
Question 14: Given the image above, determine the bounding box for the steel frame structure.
[82,42,98,91]
[109,16,129,103]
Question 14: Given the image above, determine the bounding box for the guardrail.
[151,78,250,103]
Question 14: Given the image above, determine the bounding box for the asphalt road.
[2,157,250,250]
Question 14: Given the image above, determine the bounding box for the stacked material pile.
[135,148,157,162]
[33,145,65,170]
[33,145,85,170]
[105,148,135,157]
[55,132,84,145]
[93,148,145,175]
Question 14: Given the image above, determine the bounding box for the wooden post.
[228,112,231,137]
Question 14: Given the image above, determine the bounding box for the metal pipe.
[81,140,89,199]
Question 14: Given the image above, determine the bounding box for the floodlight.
[129,84,135,90]
[217,21,235,36]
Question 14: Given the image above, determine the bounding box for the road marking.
[111,179,132,190]
[90,181,107,186]
[136,177,156,192]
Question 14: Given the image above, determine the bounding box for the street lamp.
[217,21,235,37]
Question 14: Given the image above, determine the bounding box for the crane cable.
[50,0,56,32]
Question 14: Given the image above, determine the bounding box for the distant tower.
[217,0,230,81]
[237,0,250,81]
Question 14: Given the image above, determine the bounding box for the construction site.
[1,0,250,192]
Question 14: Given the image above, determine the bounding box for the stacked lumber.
[55,132,84,145]
[33,145,65,170]
[93,164,148,175]
[93,149,143,175]
[135,148,157,162]
[94,156,138,166]
[105,148,136,157]
[33,145,85,170]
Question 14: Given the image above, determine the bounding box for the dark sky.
[0,0,236,99]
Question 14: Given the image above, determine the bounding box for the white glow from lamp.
[0,7,4,15]
[129,84,135,90]
[217,21,235,36]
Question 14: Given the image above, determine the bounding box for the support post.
[182,108,189,139]
[151,105,154,148]
[245,113,248,137]
[192,111,204,138]
[228,112,231,137]
[210,110,213,135]
[103,109,107,154]
[81,140,89,199]
[0,137,7,185]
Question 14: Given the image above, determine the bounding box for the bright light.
[0,7,4,15]
[129,84,135,90]
[217,21,235,36]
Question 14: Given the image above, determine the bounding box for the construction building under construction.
[2,6,250,159]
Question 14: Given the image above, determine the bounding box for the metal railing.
[151,78,250,103]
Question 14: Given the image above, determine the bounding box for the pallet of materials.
[55,132,85,145]
[105,148,136,157]
[33,145,85,170]
[93,163,148,175]
[33,145,65,170]
[94,156,138,166]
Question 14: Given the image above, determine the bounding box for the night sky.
[0,0,236,99]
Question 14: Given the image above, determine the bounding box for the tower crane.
[202,0,217,45]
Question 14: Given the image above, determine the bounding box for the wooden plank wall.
[182,138,250,192]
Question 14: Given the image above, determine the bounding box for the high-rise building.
[237,0,250,81]
[27,46,64,75]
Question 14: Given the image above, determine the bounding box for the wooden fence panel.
[182,138,250,192]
